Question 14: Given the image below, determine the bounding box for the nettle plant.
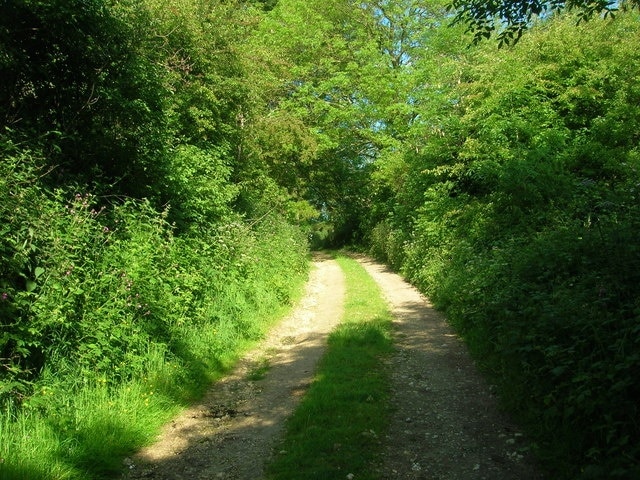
[1,170,175,406]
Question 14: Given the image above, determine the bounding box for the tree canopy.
[448,0,640,44]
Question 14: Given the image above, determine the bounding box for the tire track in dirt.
[121,253,544,480]
[121,254,345,480]
[355,256,544,480]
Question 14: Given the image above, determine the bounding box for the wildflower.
[1,292,8,301]
[103,226,109,233]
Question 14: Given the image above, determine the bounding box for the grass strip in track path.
[264,252,394,480]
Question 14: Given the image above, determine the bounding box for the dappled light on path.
[121,254,544,480]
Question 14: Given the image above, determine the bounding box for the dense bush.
[1,1,310,477]
[0,140,308,479]
[0,137,307,394]
[367,12,640,479]
[0,0,170,199]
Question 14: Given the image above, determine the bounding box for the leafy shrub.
[365,11,640,479]
[367,219,407,270]
[0,140,309,478]
[0,0,168,198]
[0,0,312,477]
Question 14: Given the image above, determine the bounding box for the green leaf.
[26,280,37,292]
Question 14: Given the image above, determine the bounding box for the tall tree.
[244,0,468,243]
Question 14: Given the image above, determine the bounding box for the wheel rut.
[355,255,543,480]
[121,254,543,480]
[122,255,345,479]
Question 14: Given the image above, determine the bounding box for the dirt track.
[356,256,543,480]
[121,254,543,479]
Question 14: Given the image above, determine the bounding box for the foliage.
[366,11,640,478]
[447,0,640,45]
[243,0,457,245]
[3,0,640,477]
[0,0,169,198]
[1,0,310,477]
[0,143,308,477]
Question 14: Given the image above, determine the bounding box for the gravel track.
[120,254,543,480]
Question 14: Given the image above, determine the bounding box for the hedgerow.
[367,12,640,479]
[1,1,310,477]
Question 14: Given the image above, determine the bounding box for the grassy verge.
[265,252,394,480]
[0,266,308,480]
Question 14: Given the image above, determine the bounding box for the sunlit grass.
[0,376,179,480]
[0,270,308,480]
[0,408,73,480]
[265,252,394,480]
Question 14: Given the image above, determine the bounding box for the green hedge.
[367,12,640,479]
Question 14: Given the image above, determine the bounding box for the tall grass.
[0,284,307,480]
[265,253,394,480]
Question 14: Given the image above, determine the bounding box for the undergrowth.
[265,252,394,480]
[0,143,309,480]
